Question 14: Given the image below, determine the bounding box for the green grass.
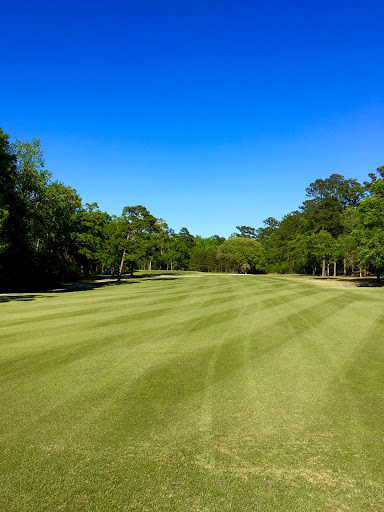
[1,273,384,511]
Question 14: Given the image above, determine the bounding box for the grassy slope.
[0,273,383,511]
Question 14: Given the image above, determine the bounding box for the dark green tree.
[0,129,27,288]
[217,237,266,274]
[356,167,384,283]
[74,203,111,275]
[173,227,196,270]
[235,226,257,238]
[118,206,158,279]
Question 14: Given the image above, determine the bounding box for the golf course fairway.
[1,273,383,511]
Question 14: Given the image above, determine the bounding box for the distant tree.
[163,228,178,270]
[235,226,257,238]
[173,227,196,269]
[178,227,195,247]
[217,237,266,274]
[213,234,226,245]
[0,129,27,288]
[41,181,83,279]
[99,215,126,276]
[74,203,110,275]
[266,212,302,273]
[256,217,279,240]
[356,168,384,283]
[189,246,219,271]
[306,173,365,208]
[10,138,52,255]
[336,207,361,275]
[188,235,225,272]
[118,206,158,279]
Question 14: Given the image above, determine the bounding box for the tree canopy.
[1,127,383,289]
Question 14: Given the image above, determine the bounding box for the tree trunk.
[327,263,330,277]
[333,261,337,276]
[118,232,131,280]
[322,259,326,277]
[343,258,346,276]
[359,267,362,278]
[149,260,152,271]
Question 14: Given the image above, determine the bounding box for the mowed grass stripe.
[1,273,383,511]
[0,282,363,435]
[0,277,322,360]
[0,282,356,435]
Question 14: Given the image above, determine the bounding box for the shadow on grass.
[314,276,382,287]
[0,275,181,303]
[131,272,181,279]
[57,276,179,293]
[0,294,56,303]
[354,280,382,287]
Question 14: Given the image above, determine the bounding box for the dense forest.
[1,127,383,290]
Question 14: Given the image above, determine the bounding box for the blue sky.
[2,0,383,237]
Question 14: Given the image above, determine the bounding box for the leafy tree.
[98,215,127,276]
[0,129,17,253]
[163,228,178,270]
[266,212,302,273]
[178,227,195,247]
[10,138,52,255]
[74,203,111,275]
[256,217,279,240]
[306,173,365,208]
[356,169,384,283]
[235,226,257,238]
[217,237,266,274]
[336,207,361,275]
[189,246,219,271]
[173,227,196,270]
[40,181,83,279]
[0,129,27,288]
[118,206,158,278]
[194,234,225,248]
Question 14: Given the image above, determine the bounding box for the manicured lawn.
[1,273,383,511]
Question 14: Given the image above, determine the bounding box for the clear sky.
[2,0,383,237]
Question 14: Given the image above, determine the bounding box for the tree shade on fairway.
[1,273,384,511]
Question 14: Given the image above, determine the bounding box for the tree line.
[1,127,383,290]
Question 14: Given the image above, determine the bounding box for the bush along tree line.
[1,127,383,290]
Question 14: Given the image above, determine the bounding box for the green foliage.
[117,206,158,276]
[188,235,225,271]
[189,246,219,271]
[217,237,266,273]
[0,130,28,285]
[357,191,384,280]
[171,227,195,270]
[74,203,110,270]
[0,130,16,253]
[1,127,383,286]
[235,225,257,238]
[305,173,366,208]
